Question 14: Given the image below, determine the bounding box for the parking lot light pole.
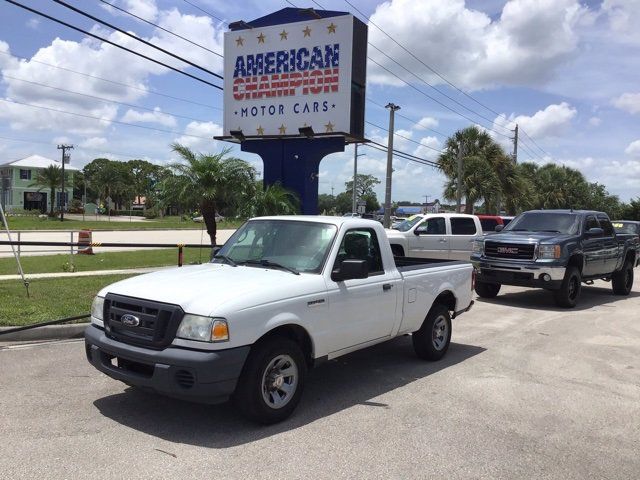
[351,144,365,213]
[57,144,73,222]
[383,103,400,228]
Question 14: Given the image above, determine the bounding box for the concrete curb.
[0,323,89,342]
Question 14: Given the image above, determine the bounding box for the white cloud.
[493,102,577,141]
[612,92,640,114]
[368,0,591,90]
[601,0,640,45]
[79,137,108,149]
[173,121,222,151]
[124,0,158,22]
[26,18,40,30]
[414,116,439,131]
[121,107,176,127]
[413,136,442,160]
[624,140,640,158]
[588,116,602,126]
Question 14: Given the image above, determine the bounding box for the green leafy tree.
[621,198,640,220]
[247,181,299,217]
[160,144,256,245]
[345,174,381,198]
[127,159,168,208]
[318,194,336,214]
[30,165,68,216]
[334,191,352,214]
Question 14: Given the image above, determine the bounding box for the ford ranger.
[85,216,474,424]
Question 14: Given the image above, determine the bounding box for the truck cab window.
[415,217,445,235]
[335,229,384,275]
[451,217,477,235]
[584,216,599,235]
[597,216,614,237]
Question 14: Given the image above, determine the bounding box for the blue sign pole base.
[241,137,345,215]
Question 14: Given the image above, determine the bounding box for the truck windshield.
[613,222,637,234]
[503,212,580,235]
[213,220,337,274]
[393,216,423,232]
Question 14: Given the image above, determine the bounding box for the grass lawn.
[0,274,134,326]
[4,215,243,231]
[0,247,212,275]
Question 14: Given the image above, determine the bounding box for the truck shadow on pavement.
[476,286,640,312]
[93,337,485,448]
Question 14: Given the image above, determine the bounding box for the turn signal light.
[211,320,229,342]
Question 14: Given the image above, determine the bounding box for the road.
[1,281,639,479]
[0,229,236,257]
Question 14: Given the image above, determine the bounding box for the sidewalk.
[0,266,169,281]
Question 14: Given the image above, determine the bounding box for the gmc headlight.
[176,315,229,343]
[538,244,561,259]
[91,296,105,327]
[472,240,484,255]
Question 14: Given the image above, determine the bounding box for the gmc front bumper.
[471,258,566,289]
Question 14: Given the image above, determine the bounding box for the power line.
[366,97,448,138]
[0,50,222,110]
[52,0,223,80]
[3,0,223,90]
[343,0,503,119]
[365,120,444,153]
[2,74,217,124]
[181,0,227,24]
[0,98,216,140]
[519,128,551,158]
[364,141,441,170]
[98,0,223,58]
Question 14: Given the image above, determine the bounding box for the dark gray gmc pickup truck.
[470,210,639,308]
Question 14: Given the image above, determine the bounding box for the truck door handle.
[439,238,447,243]
[383,283,393,291]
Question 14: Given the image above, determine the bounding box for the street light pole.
[57,144,73,222]
[351,143,366,214]
[383,103,400,228]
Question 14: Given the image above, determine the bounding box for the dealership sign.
[224,12,367,139]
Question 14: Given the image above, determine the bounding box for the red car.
[476,215,504,233]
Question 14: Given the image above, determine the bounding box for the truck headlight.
[176,315,229,343]
[538,244,561,259]
[472,240,484,255]
[91,296,105,327]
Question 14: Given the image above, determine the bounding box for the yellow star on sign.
[257,33,266,44]
[278,124,287,135]
[256,125,265,136]
[327,23,337,34]
[279,29,288,40]
[235,36,244,46]
[302,26,312,37]
[324,121,334,133]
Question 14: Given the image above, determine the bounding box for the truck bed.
[394,255,471,272]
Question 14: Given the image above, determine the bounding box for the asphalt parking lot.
[1,281,639,479]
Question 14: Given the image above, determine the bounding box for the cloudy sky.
[0,0,638,203]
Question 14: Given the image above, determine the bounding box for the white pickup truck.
[85,216,474,424]
[386,213,483,261]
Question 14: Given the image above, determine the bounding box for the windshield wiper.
[510,228,529,231]
[241,259,300,275]
[212,254,237,267]
[538,230,561,233]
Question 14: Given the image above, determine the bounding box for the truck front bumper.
[85,325,250,404]
[471,259,566,290]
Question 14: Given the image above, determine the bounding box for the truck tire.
[475,281,501,298]
[232,336,306,424]
[412,304,451,361]
[612,259,634,295]
[554,266,581,308]
[391,244,404,256]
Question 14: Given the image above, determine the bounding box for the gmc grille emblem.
[121,314,140,327]
[497,247,519,254]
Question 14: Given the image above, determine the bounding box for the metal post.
[512,123,519,164]
[178,246,183,267]
[383,103,400,228]
[456,141,464,213]
[352,143,358,214]
[57,144,73,222]
[17,231,21,260]
[0,200,29,296]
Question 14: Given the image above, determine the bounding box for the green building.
[0,154,78,213]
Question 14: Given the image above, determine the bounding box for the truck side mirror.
[210,246,221,260]
[414,226,427,235]
[495,225,504,232]
[586,227,604,237]
[331,259,369,282]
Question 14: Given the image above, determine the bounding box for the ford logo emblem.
[121,314,140,327]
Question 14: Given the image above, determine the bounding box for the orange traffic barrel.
[77,229,94,255]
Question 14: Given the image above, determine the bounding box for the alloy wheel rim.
[432,315,449,351]
[261,354,298,409]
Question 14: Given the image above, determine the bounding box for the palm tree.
[161,144,256,245]
[30,165,67,216]
[249,181,300,217]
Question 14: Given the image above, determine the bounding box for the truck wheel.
[412,304,451,361]
[391,245,404,256]
[475,281,501,298]
[612,260,634,295]
[554,266,581,308]
[232,336,306,424]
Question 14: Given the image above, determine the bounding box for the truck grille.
[484,241,536,260]
[104,294,184,350]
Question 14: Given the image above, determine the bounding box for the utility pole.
[512,123,519,163]
[383,103,400,228]
[351,143,365,213]
[57,144,73,222]
[456,141,464,213]
[424,195,430,212]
